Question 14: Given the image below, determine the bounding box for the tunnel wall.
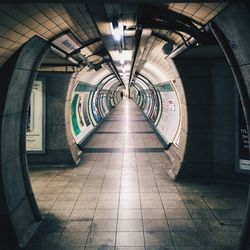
[28,72,82,167]
[168,56,247,181]
[71,79,123,147]
[0,36,48,248]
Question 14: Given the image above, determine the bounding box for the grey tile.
[75,200,97,209]
[184,198,208,208]
[144,231,174,247]
[117,219,143,231]
[172,232,203,247]
[120,193,140,200]
[94,209,118,220]
[70,210,95,220]
[168,219,197,232]
[212,209,244,220]
[116,247,144,250]
[52,200,76,210]
[116,232,144,247]
[91,220,117,232]
[188,208,214,219]
[56,247,85,250]
[193,219,223,232]
[119,200,141,209]
[141,200,163,209]
[57,232,88,247]
[87,231,116,247]
[97,200,119,209]
[118,209,142,220]
[140,193,161,200]
[162,200,186,209]
[64,220,92,232]
[85,247,114,250]
[165,208,191,220]
[199,231,233,247]
[143,219,170,231]
[160,193,182,200]
[142,209,166,219]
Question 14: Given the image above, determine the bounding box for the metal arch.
[140,4,215,45]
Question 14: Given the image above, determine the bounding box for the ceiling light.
[111,20,123,41]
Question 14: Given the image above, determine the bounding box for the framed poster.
[71,94,81,136]
[26,79,46,154]
[235,95,250,174]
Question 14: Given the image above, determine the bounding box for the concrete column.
[28,72,81,167]
[0,36,49,248]
[213,4,250,249]
[173,58,213,178]
[170,56,247,181]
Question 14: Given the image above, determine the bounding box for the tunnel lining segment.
[0,36,49,248]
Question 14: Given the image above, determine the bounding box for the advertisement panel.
[26,80,45,153]
[71,94,81,136]
[156,82,180,145]
[236,97,250,173]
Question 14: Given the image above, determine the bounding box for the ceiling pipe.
[169,37,197,59]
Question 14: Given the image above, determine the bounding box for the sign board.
[52,32,82,54]
[236,96,250,173]
[26,80,46,153]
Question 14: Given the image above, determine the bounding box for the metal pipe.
[169,37,196,59]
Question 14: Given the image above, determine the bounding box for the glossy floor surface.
[27,98,248,250]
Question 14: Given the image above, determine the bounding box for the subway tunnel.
[0,1,250,250]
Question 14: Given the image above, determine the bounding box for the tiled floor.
[27,98,248,250]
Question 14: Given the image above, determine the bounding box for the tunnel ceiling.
[0,2,229,86]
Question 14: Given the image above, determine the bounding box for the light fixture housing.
[162,42,174,55]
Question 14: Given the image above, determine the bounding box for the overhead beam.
[86,3,124,85]
[128,28,151,86]
[141,4,215,44]
[67,37,101,56]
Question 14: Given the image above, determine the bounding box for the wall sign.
[26,80,46,153]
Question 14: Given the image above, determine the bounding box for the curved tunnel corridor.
[0,1,250,250]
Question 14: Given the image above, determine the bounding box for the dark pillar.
[28,72,81,167]
[0,36,49,248]
[212,3,250,249]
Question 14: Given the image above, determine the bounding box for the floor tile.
[57,232,88,247]
[168,219,197,232]
[118,209,142,220]
[87,231,116,247]
[91,220,117,232]
[142,209,166,219]
[144,231,174,247]
[171,231,203,247]
[116,232,144,247]
[117,219,143,231]
[143,219,170,231]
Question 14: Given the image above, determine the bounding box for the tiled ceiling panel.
[0,3,101,68]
